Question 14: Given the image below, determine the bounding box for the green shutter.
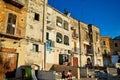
[25,68,31,80]
[104,50,107,55]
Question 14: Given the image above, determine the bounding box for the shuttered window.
[6,13,17,35]
[64,35,69,45]
[64,20,69,30]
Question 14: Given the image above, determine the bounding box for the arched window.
[56,32,62,43]
[56,16,62,27]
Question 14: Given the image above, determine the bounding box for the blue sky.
[48,0,120,38]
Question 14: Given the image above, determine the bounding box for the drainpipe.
[42,0,46,70]
[78,21,81,78]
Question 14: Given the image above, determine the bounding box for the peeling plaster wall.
[25,0,45,69]
[45,6,72,70]
[0,0,27,37]
[91,25,103,66]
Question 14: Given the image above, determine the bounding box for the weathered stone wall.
[0,0,27,37]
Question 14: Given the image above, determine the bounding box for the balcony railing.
[71,48,80,54]
[101,45,106,48]
[46,17,54,30]
[86,49,93,56]
[3,0,24,8]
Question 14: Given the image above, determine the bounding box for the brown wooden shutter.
[6,13,16,35]
[73,57,78,67]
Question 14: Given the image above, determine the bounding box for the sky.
[48,0,120,38]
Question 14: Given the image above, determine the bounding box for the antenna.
[64,9,70,16]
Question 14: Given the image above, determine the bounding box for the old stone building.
[25,0,47,70]
[111,36,120,64]
[69,17,80,67]
[79,22,91,67]
[88,24,103,66]
[79,23,103,67]
[100,36,120,66]
[112,37,120,55]
[45,5,103,70]
[0,0,27,78]
[100,36,112,66]
[45,5,72,70]
[0,0,48,78]
[0,0,104,79]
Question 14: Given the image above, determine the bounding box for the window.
[64,35,69,45]
[115,43,118,47]
[72,29,77,39]
[46,32,49,40]
[103,41,106,45]
[96,32,99,41]
[74,42,77,52]
[34,13,39,21]
[104,49,107,55]
[56,32,62,43]
[33,44,39,52]
[98,48,100,52]
[64,20,69,30]
[84,31,89,40]
[87,45,92,53]
[59,54,69,65]
[6,13,17,35]
[56,16,62,27]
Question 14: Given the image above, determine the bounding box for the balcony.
[0,32,23,40]
[46,19,54,30]
[0,47,16,53]
[101,45,106,48]
[3,0,24,8]
[71,48,80,54]
[86,48,93,56]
